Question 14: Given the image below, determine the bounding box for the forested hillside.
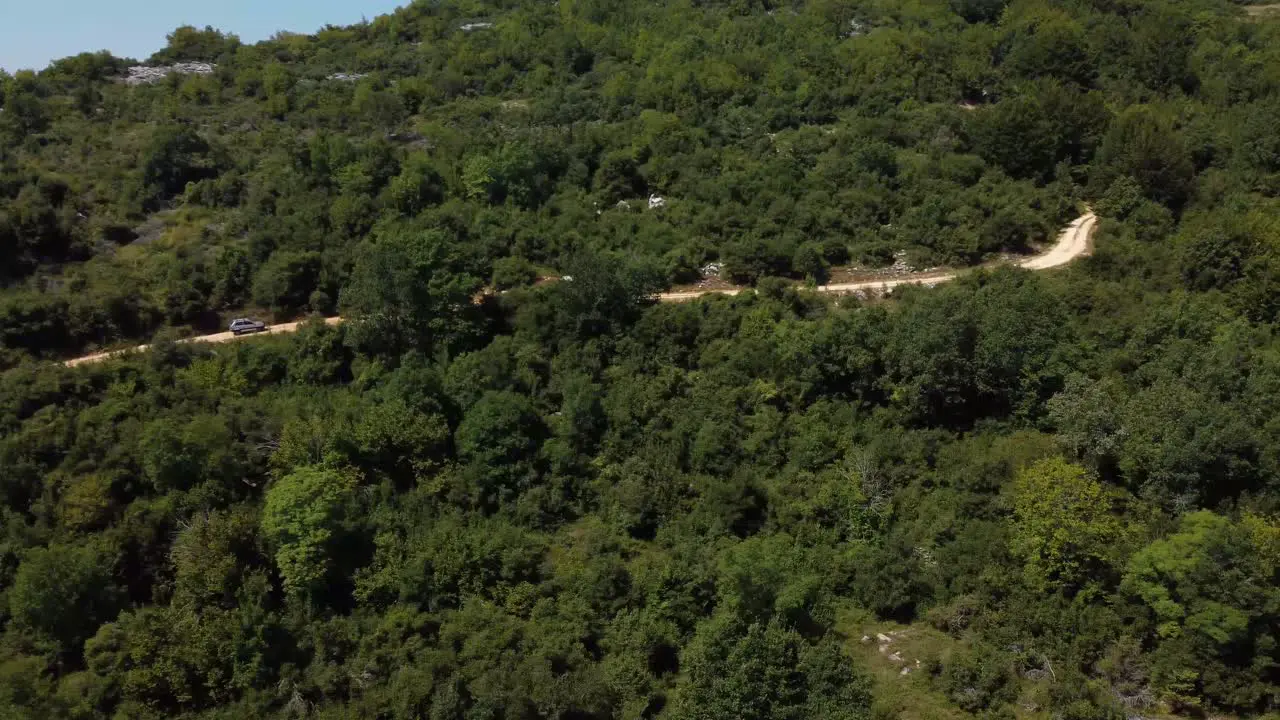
[4,0,1280,718]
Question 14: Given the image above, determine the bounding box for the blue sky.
[0,0,409,71]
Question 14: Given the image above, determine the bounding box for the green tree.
[141,125,218,206]
[1121,512,1280,711]
[941,643,1018,713]
[1095,107,1195,209]
[792,243,828,284]
[339,230,484,357]
[0,71,49,141]
[454,390,545,509]
[1176,211,1254,291]
[260,466,356,597]
[170,507,262,610]
[250,250,320,314]
[1010,457,1123,593]
[969,83,1108,181]
[55,473,116,533]
[1047,374,1127,470]
[522,251,663,345]
[953,0,1008,24]
[352,81,407,131]
[210,246,253,309]
[8,542,122,653]
[883,271,1070,426]
[999,10,1095,86]
[595,151,647,204]
[150,25,240,62]
[671,615,871,720]
[385,152,444,215]
[492,256,538,291]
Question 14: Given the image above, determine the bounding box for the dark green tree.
[339,230,485,357]
[8,542,122,654]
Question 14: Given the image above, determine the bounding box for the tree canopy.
[5,0,1280,718]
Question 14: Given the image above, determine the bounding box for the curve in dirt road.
[658,211,1096,302]
[62,212,1097,367]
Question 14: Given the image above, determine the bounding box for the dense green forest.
[4,0,1280,717]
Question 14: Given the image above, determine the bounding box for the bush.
[940,644,1016,713]
[492,256,538,291]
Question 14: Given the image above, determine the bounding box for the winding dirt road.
[62,212,1096,367]
[658,211,1096,301]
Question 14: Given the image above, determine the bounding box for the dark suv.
[229,318,268,336]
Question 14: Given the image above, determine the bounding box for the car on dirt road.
[229,318,268,336]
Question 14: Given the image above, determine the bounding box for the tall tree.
[8,542,122,654]
[339,229,485,358]
[1010,457,1124,594]
[260,465,356,597]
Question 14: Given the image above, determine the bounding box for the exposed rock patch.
[124,62,216,86]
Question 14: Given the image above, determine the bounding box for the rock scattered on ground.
[887,250,917,276]
[125,62,215,86]
[691,262,727,289]
[843,19,867,38]
[868,629,920,674]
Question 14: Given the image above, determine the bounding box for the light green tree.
[1121,511,1280,710]
[1124,512,1277,642]
[385,152,444,215]
[260,466,356,596]
[1010,457,1123,593]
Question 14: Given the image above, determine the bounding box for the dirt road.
[62,316,343,368]
[62,212,1096,367]
[658,211,1096,302]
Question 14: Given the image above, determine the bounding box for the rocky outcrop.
[124,62,216,86]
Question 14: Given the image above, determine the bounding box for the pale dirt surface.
[63,317,342,367]
[657,211,1097,302]
[1015,212,1096,270]
[61,213,1096,366]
